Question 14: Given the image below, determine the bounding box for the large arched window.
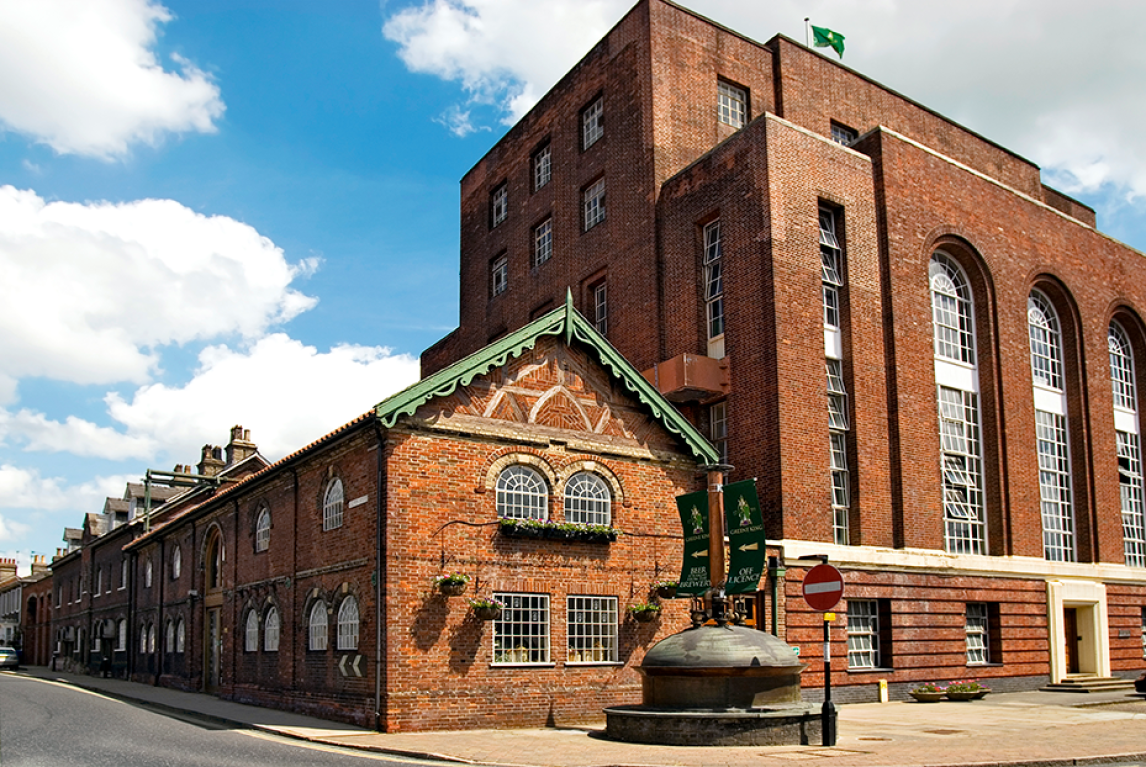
[1111,321,1146,567]
[255,507,271,552]
[165,619,174,653]
[308,601,328,651]
[931,253,984,554]
[496,465,548,520]
[1029,290,1074,562]
[264,607,280,652]
[337,597,359,651]
[171,546,181,580]
[245,609,259,652]
[175,618,185,653]
[323,478,344,531]
[563,472,611,526]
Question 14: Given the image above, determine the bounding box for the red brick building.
[423,0,1146,698]
[114,302,714,730]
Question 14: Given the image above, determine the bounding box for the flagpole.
[805,17,811,48]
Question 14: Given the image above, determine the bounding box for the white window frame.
[176,618,185,653]
[965,603,989,665]
[582,97,603,149]
[710,402,728,464]
[264,607,280,652]
[147,623,156,654]
[717,81,746,128]
[930,254,976,365]
[255,507,271,553]
[323,478,344,531]
[492,593,550,665]
[140,625,148,654]
[491,183,507,227]
[704,220,724,342]
[1119,431,1146,568]
[533,144,551,190]
[566,596,618,664]
[1110,322,1137,412]
[564,472,611,526]
[939,387,986,554]
[830,122,857,145]
[490,253,508,297]
[245,609,259,652]
[1029,292,1063,391]
[496,465,548,520]
[820,209,842,329]
[1037,409,1075,562]
[171,546,181,580]
[116,619,126,652]
[309,601,328,651]
[533,218,552,267]
[120,559,127,591]
[592,280,608,336]
[846,599,880,669]
[145,560,152,589]
[95,568,102,598]
[583,178,605,231]
[165,620,174,654]
[337,596,360,651]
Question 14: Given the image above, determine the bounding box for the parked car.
[0,646,19,668]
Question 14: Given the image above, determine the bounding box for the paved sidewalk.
[9,665,1146,767]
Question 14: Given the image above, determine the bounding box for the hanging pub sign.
[723,479,765,594]
[675,490,711,595]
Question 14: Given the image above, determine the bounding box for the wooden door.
[204,607,221,693]
[1063,607,1079,674]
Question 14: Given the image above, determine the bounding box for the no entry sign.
[802,563,844,611]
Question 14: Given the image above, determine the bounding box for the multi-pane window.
[116,619,126,652]
[165,620,174,653]
[710,401,728,464]
[1037,410,1075,562]
[846,600,880,669]
[255,507,271,552]
[1119,432,1146,567]
[965,603,989,665]
[175,618,185,653]
[533,219,552,267]
[939,387,985,554]
[490,253,508,297]
[582,97,603,149]
[1110,323,1137,411]
[930,255,975,364]
[308,601,328,651]
[564,472,611,526]
[171,546,181,580]
[95,568,102,597]
[264,608,280,652]
[583,178,606,230]
[592,280,608,335]
[827,358,850,545]
[532,144,551,191]
[492,593,550,664]
[1141,608,1146,658]
[830,122,858,145]
[567,596,618,663]
[323,478,344,531]
[147,623,156,654]
[245,610,258,652]
[717,81,746,128]
[1029,292,1063,390]
[490,183,508,227]
[704,220,724,341]
[337,597,359,651]
[496,465,548,520]
[820,208,843,328]
[140,626,148,654]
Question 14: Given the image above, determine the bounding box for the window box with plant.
[497,518,619,543]
[433,573,470,597]
[627,602,662,623]
[909,682,945,702]
[468,595,506,621]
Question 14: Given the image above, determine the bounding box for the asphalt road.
[0,673,441,767]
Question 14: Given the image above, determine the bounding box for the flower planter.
[439,581,467,597]
[473,606,502,621]
[910,691,944,703]
[655,585,678,600]
[945,690,978,701]
[972,690,990,700]
[631,610,659,623]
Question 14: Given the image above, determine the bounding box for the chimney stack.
[225,425,257,465]
[31,554,49,575]
[0,557,16,582]
[197,445,225,477]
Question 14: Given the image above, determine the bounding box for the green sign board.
[675,490,711,595]
[723,479,765,594]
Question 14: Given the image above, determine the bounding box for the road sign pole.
[822,612,836,746]
[801,560,843,747]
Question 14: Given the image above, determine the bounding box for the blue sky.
[3,0,1146,571]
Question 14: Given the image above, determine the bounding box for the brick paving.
[10,666,1146,767]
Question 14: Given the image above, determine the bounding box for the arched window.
[1111,321,1146,567]
[171,546,181,580]
[147,623,156,654]
[323,478,344,531]
[165,620,174,653]
[144,559,153,588]
[245,610,259,652]
[255,507,271,552]
[116,619,126,652]
[1029,290,1073,562]
[496,465,548,520]
[205,531,223,590]
[139,625,148,653]
[931,253,984,554]
[930,254,976,364]
[563,472,611,526]
[337,596,359,651]
[175,618,185,653]
[264,607,280,652]
[308,601,328,651]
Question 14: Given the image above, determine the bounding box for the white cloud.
[0,465,129,512]
[0,409,157,460]
[0,0,224,159]
[383,0,1146,200]
[0,185,317,386]
[0,514,30,544]
[106,333,420,462]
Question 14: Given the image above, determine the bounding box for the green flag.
[675,491,711,595]
[812,25,845,59]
